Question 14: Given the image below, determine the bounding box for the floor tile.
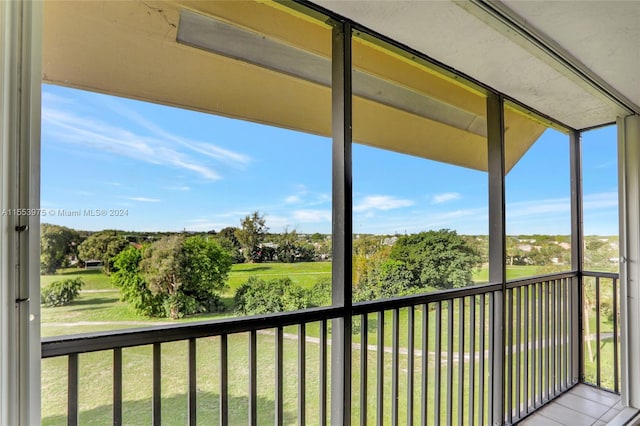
[599,406,622,423]
[554,393,610,419]
[535,402,597,426]
[569,384,621,407]
[519,413,564,425]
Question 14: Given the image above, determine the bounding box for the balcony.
[41,271,633,425]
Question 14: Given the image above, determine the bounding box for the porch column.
[331,19,353,426]
[618,114,640,408]
[487,93,506,425]
[0,0,42,424]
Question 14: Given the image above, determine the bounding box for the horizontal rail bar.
[42,306,344,358]
[352,283,503,314]
[505,271,577,289]
[582,271,619,279]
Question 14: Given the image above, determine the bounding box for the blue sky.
[41,84,619,235]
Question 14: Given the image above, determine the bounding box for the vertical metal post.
[360,314,368,426]
[487,93,506,425]
[113,348,122,426]
[188,339,197,426]
[298,324,306,426]
[569,130,583,385]
[152,343,161,426]
[331,19,353,426]
[249,330,257,426]
[275,328,283,426]
[67,354,78,426]
[220,335,228,426]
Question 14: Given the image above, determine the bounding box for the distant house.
[83,260,102,269]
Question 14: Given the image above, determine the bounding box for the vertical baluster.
[68,353,79,426]
[446,300,453,426]
[421,304,429,426]
[407,306,415,426]
[563,278,569,389]
[114,348,122,426]
[523,286,529,414]
[506,288,513,424]
[550,280,556,396]
[435,302,442,426]
[376,311,384,426]
[542,282,551,400]
[276,328,283,426]
[188,338,197,426]
[250,330,257,426]
[595,277,601,387]
[479,294,485,426]
[469,296,476,426]
[220,335,228,426]
[613,277,619,393]
[361,314,368,426]
[556,279,562,393]
[377,311,385,426]
[531,283,537,408]
[392,309,399,426]
[457,298,465,426]
[298,324,305,426]
[515,287,522,419]
[153,343,161,426]
[320,320,327,426]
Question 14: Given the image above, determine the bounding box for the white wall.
[619,114,640,408]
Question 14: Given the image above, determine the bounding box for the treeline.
[40,211,331,274]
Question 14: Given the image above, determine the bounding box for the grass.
[40,264,619,424]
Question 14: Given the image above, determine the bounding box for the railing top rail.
[42,306,343,358]
[582,270,620,279]
[505,270,578,289]
[352,283,503,315]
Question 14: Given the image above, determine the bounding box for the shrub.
[234,277,307,315]
[307,276,331,307]
[41,278,84,307]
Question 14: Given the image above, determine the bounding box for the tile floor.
[519,384,639,426]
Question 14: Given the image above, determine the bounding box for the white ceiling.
[314,0,640,130]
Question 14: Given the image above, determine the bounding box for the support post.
[618,114,640,408]
[487,93,506,425]
[569,130,583,384]
[331,20,353,426]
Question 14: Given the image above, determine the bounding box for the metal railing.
[581,271,620,393]
[504,273,578,424]
[41,271,620,425]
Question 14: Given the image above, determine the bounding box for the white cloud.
[293,209,332,222]
[431,192,461,204]
[583,191,618,210]
[167,185,191,191]
[354,195,414,212]
[41,93,253,181]
[127,197,162,203]
[285,195,301,204]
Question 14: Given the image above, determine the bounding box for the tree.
[138,235,232,319]
[389,229,482,289]
[77,230,129,273]
[111,246,164,317]
[275,227,315,263]
[234,277,307,315]
[235,211,268,263]
[40,224,80,274]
